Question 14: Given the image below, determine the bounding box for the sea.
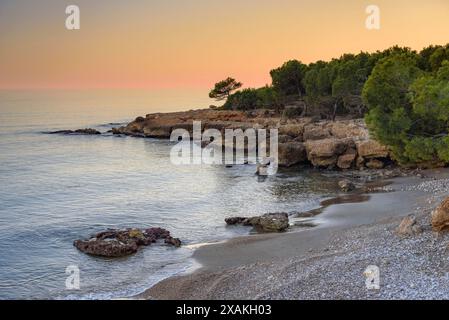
[0,89,340,299]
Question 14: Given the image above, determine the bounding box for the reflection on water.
[321,194,371,207]
[291,194,372,230]
[0,90,365,299]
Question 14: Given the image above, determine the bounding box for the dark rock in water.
[74,227,181,257]
[48,128,101,135]
[74,237,139,257]
[224,217,248,225]
[48,130,74,135]
[225,213,289,232]
[111,127,123,135]
[338,179,355,192]
[165,236,182,247]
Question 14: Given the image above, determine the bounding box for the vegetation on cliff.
[364,54,449,166]
[210,44,449,167]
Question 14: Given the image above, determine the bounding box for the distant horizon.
[2,42,448,92]
[1,0,449,90]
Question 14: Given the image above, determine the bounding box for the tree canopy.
[211,44,449,166]
[270,60,308,97]
[209,77,242,101]
[363,54,449,166]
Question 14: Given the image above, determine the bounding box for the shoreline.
[139,169,449,300]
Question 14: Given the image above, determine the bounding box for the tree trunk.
[332,102,338,122]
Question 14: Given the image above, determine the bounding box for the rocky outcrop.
[225,213,289,232]
[48,128,101,135]
[337,149,357,169]
[396,215,422,236]
[278,123,306,140]
[303,125,331,141]
[431,197,449,232]
[366,159,385,169]
[305,138,354,168]
[112,109,392,170]
[356,140,389,158]
[74,228,181,257]
[278,142,307,167]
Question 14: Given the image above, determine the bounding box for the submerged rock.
[74,227,181,257]
[225,213,289,232]
[432,197,449,232]
[338,179,356,192]
[48,128,101,135]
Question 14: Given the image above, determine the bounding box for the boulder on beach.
[432,197,449,232]
[225,213,289,232]
[74,227,181,257]
[396,215,422,236]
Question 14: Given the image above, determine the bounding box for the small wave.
[62,259,196,300]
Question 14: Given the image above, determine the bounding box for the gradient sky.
[0,0,448,89]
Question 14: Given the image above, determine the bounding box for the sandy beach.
[141,169,449,300]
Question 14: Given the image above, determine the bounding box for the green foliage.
[209,77,242,101]
[429,45,449,71]
[255,86,280,109]
[363,54,449,166]
[303,61,333,99]
[210,44,449,161]
[270,60,308,97]
[282,106,303,119]
[224,86,280,111]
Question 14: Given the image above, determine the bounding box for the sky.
[0,0,448,89]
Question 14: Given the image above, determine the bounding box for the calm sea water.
[0,89,339,299]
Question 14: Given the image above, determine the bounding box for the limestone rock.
[356,140,389,159]
[329,120,369,139]
[396,215,422,236]
[366,159,385,169]
[337,149,357,169]
[278,142,307,167]
[278,124,304,140]
[303,124,332,141]
[143,125,172,138]
[432,197,449,232]
[305,138,352,168]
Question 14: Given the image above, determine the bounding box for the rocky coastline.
[111,109,392,170]
[141,170,449,300]
[47,108,449,299]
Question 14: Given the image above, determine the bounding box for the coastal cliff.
[112,109,391,170]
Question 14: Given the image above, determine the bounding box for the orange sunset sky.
[0,0,448,90]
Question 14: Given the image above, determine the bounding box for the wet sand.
[140,170,449,300]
